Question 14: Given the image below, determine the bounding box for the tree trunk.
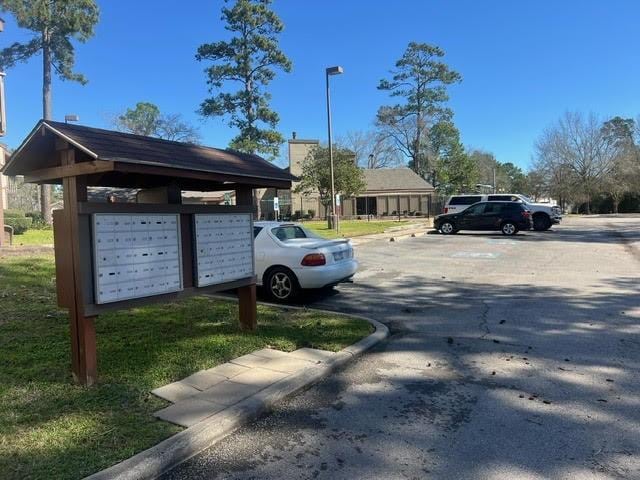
[41,30,52,225]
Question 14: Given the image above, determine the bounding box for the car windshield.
[519,195,533,203]
[271,225,320,241]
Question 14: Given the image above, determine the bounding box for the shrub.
[25,211,48,228]
[3,210,25,219]
[5,216,33,234]
[307,209,316,218]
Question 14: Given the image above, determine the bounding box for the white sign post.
[273,196,279,221]
[335,194,341,232]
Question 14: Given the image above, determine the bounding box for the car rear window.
[483,203,503,214]
[449,196,482,205]
[253,226,263,238]
[271,226,308,241]
[503,202,524,211]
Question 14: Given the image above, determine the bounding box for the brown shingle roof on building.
[3,120,293,186]
[362,168,434,193]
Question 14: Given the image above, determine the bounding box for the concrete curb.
[84,309,388,480]
[388,228,430,242]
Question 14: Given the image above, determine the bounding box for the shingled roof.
[3,120,293,190]
[362,168,434,194]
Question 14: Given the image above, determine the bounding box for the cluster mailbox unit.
[93,213,184,304]
[2,120,293,385]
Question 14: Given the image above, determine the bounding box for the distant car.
[443,193,562,231]
[253,222,358,301]
[434,201,532,236]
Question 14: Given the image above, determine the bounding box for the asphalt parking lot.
[163,215,640,480]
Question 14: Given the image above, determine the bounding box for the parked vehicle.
[444,194,562,231]
[434,201,533,236]
[253,222,358,301]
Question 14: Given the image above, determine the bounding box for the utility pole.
[0,17,6,247]
[493,167,497,194]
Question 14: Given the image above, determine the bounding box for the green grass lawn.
[11,228,54,246]
[0,255,372,480]
[9,221,411,244]
[304,219,410,239]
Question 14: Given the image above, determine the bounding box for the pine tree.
[0,0,99,224]
[196,0,291,159]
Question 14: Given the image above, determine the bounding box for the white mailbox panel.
[194,213,254,287]
[93,214,183,304]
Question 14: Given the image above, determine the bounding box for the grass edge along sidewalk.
[303,219,410,239]
[3,220,412,246]
[0,255,372,480]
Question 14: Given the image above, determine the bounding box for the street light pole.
[0,17,6,248]
[325,65,343,230]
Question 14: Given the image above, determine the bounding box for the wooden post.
[235,185,257,332]
[238,283,257,331]
[60,147,97,386]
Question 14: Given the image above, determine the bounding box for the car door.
[479,202,502,230]
[458,203,486,230]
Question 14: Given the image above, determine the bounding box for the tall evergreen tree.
[376,42,461,178]
[196,0,291,159]
[0,0,99,224]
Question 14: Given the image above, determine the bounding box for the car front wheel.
[440,222,456,234]
[266,267,299,302]
[501,222,518,236]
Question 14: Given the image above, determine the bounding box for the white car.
[253,221,358,301]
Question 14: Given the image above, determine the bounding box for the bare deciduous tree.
[338,130,401,169]
[534,112,619,214]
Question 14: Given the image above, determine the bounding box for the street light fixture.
[325,65,343,230]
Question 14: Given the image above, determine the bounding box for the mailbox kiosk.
[2,120,293,386]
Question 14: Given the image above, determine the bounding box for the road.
[163,215,640,480]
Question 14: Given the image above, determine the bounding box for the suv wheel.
[501,222,518,236]
[440,221,456,234]
[533,214,551,231]
[266,267,299,302]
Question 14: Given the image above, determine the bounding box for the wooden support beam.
[61,149,97,386]
[235,184,257,332]
[234,185,253,205]
[238,284,257,331]
[24,160,114,183]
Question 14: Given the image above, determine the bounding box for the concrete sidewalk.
[85,312,388,480]
[152,347,337,428]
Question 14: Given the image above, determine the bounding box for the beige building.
[259,136,435,220]
[0,144,8,211]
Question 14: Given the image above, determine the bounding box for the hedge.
[4,216,32,234]
[3,210,26,219]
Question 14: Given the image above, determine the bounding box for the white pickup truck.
[444,194,562,231]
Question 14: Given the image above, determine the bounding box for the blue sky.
[2,0,639,170]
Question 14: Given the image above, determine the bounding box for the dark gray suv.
[434,201,533,236]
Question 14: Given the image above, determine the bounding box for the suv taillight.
[522,210,531,218]
[444,207,448,214]
[301,253,326,266]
